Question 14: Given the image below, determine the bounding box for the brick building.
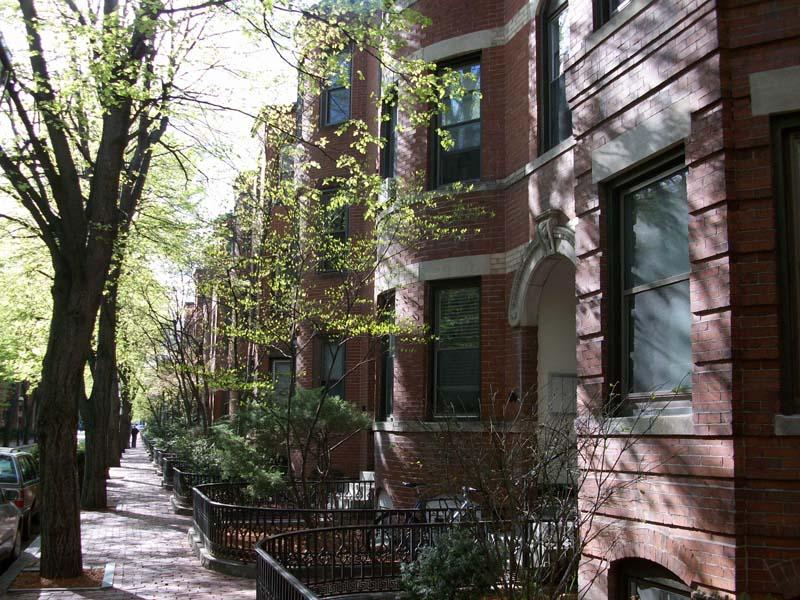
[251,0,800,596]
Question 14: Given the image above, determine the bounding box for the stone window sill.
[602,413,693,436]
[775,414,800,436]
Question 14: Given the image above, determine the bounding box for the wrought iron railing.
[256,522,468,599]
[192,482,457,564]
[156,451,177,475]
[142,435,153,458]
[161,456,188,490]
[257,545,318,600]
[172,467,222,511]
[254,518,573,599]
[198,480,376,511]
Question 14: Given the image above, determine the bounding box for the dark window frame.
[318,188,349,273]
[320,50,353,128]
[319,337,346,401]
[271,358,292,399]
[378,291,396,420]
[429,278,482,419]
[539,0,573,153]
[617,559,691,600]
[593,0,631,30]
[380,90,398,179]
[278,144,295,184]
[430,54,482,188]
[773,113,800,414]
[606,151,692,409]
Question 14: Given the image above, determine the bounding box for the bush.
[142,385,372,502]
[401,529,502,600]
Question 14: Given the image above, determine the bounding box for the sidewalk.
[6,447,255,599]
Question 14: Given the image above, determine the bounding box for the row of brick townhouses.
[199,0,800,597]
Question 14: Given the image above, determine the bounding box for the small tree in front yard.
[175,0,491,507]
[418,387,672,600]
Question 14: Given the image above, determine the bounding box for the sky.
[0,1,299,296]
[0,1,298,221]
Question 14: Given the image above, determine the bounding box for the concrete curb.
[169,495,193,516]
[187,527,255,579]
[0,535,39,594]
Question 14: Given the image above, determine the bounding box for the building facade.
[260,0,800,596]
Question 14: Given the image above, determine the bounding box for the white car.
[0,488,22,564]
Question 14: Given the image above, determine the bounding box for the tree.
[0,0,233,577]
[81,149,202,507]
[417,388,675,599]
[0,0,488,576]
[183,10,488,500]
[0,220,51,444]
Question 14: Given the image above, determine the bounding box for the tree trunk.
[37,275,94,578]
[21,383,31,445]
[107,374,121,466]
[118,366,132,452]
[2,392,14,446]
[119,391,131,451]
[81,273,120,507]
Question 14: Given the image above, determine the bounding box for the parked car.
[0,488,22,563]
[0,449,39,539]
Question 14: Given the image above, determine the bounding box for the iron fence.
[161,456,188,490]
[156,451,177,475]
[256,545,318,600]
[192,482,457,564]
[254,518,575,599]
[172,467,221,511]
[256,522,468,599]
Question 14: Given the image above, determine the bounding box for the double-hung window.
[319,189,348,272]
[434,58,481,187]
[615,158,692,404]
[320,51,351,127]
[278,145,294,184]
[594,0,631,29]
[540,0,573,152]
[272,359,292,399]
[379,292,395,419]
[775,115,800,413]
[321,339,345,400]
[432,280,481,417]
[380,92,397,179]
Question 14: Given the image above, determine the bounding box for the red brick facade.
[294,0,800,597]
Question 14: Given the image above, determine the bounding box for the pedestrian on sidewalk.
[130,425,139,448]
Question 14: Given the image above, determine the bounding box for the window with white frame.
[272,359,292,399]
[379,291,395,419]
[318,189,348,272]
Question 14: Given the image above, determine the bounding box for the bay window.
[320,51,351,127]
[614,158,692,403]
[434,58,481,186]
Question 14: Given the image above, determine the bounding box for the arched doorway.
[508,214,577,426]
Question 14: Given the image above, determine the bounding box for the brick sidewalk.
[7,447,255,599]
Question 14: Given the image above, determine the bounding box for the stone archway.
[507,212,576,328]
